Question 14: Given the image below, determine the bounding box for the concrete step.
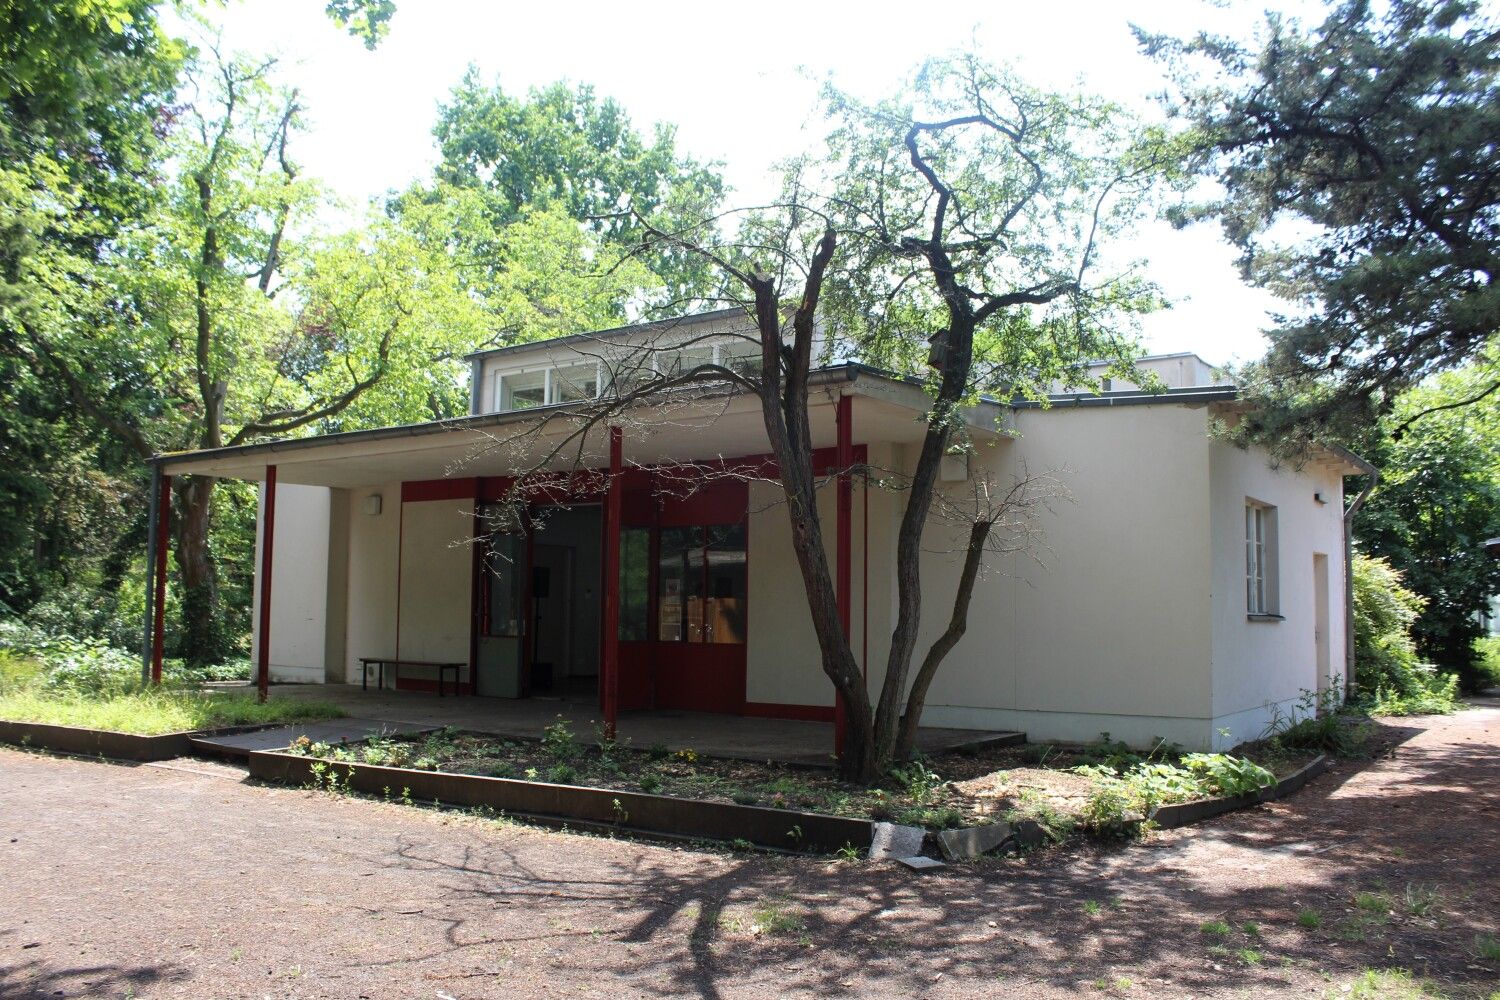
[191,718,437,761]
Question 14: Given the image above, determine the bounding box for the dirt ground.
[1,700,1496,1000]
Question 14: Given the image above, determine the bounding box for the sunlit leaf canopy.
[810,53,1185,403]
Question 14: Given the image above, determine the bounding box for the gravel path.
[1,699,1496,999]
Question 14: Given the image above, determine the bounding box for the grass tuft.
[0,688,343,735]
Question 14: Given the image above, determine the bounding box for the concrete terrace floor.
[249,683,1019,766]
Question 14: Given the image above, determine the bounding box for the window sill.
[1246,613,1285,623]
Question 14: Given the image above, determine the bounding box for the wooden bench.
[359,658,466,697]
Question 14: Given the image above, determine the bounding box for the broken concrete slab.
[869,822,927,861]
[935,821,1012,861]
[896,855,946,872]
[1011,819,1047,850]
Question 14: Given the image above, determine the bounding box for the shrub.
[1351,555,1459,711]
[1263,689,1370,755]
[1080,779,1135,834]
[540,717,579,762]
[1368,673,1460,716]
[1475,635,1500,690]
[1178,753,1274,797]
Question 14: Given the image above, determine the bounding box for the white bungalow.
[146,311,1373,753]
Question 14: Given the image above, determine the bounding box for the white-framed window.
[493,362,605,411]
[551,363,600,403]
[488,336,764,413]
[1245,500,1279,616]
[498,369,547,410]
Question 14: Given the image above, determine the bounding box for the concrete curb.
[249,749,873,854]
[1149,753,1332,830]
[0,719,274,762]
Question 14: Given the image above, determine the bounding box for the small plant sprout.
[1082,899,1103,916]
[1236,948,1262,966]
[749,898,805,936]
[1200,920,1231,938]
[1296,907,1321,929]
[1475,933,1500,961]
[1401,883,1441,917]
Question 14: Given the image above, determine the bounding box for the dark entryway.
[474,503,603,701]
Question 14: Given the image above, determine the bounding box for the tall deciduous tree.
[1139,0,1500,454]
[0,0,182,612]
[416,73,725,308]
[16,44,655,663]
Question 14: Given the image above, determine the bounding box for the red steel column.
[835,394,853,759]
[150,475,172,685]
[601,427,623,739]
[256,465,277,703]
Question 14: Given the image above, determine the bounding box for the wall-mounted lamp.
[361,494,383,516]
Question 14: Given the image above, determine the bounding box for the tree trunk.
[895,520,991,759]
[174,475,227,667]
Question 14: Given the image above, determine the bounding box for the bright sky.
[178,0,1324,367]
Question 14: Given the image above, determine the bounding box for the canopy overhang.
[152,365,1011,487]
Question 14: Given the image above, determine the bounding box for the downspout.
[1336,448,1379,702]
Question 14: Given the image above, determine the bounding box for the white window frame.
[493,361,607,411]
[1245,500,1279,617]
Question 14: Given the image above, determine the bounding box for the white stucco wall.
[343,482,400,684]
[745,469,871,710]
[394,497,476,686]
[902,405,1218,747]
[252,482,332,684]
[1208,441,1348,746]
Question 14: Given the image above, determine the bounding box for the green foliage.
[1357,359,1500,691]
[1476,635,1500,690]
[421,73,722,305]
[0,687,342,735]
[1073,750,1272,831]
[1263,689,1370,756]
[323,0,396,49]
[1351,554,1462,709]
[1177,753,1275,797]
[885,760,943,805]
[818,52,1176,402]
[0,0,181,613]
[1345,968,1448,1000]
[1142,2,1500,452]
[541,717,580,762]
